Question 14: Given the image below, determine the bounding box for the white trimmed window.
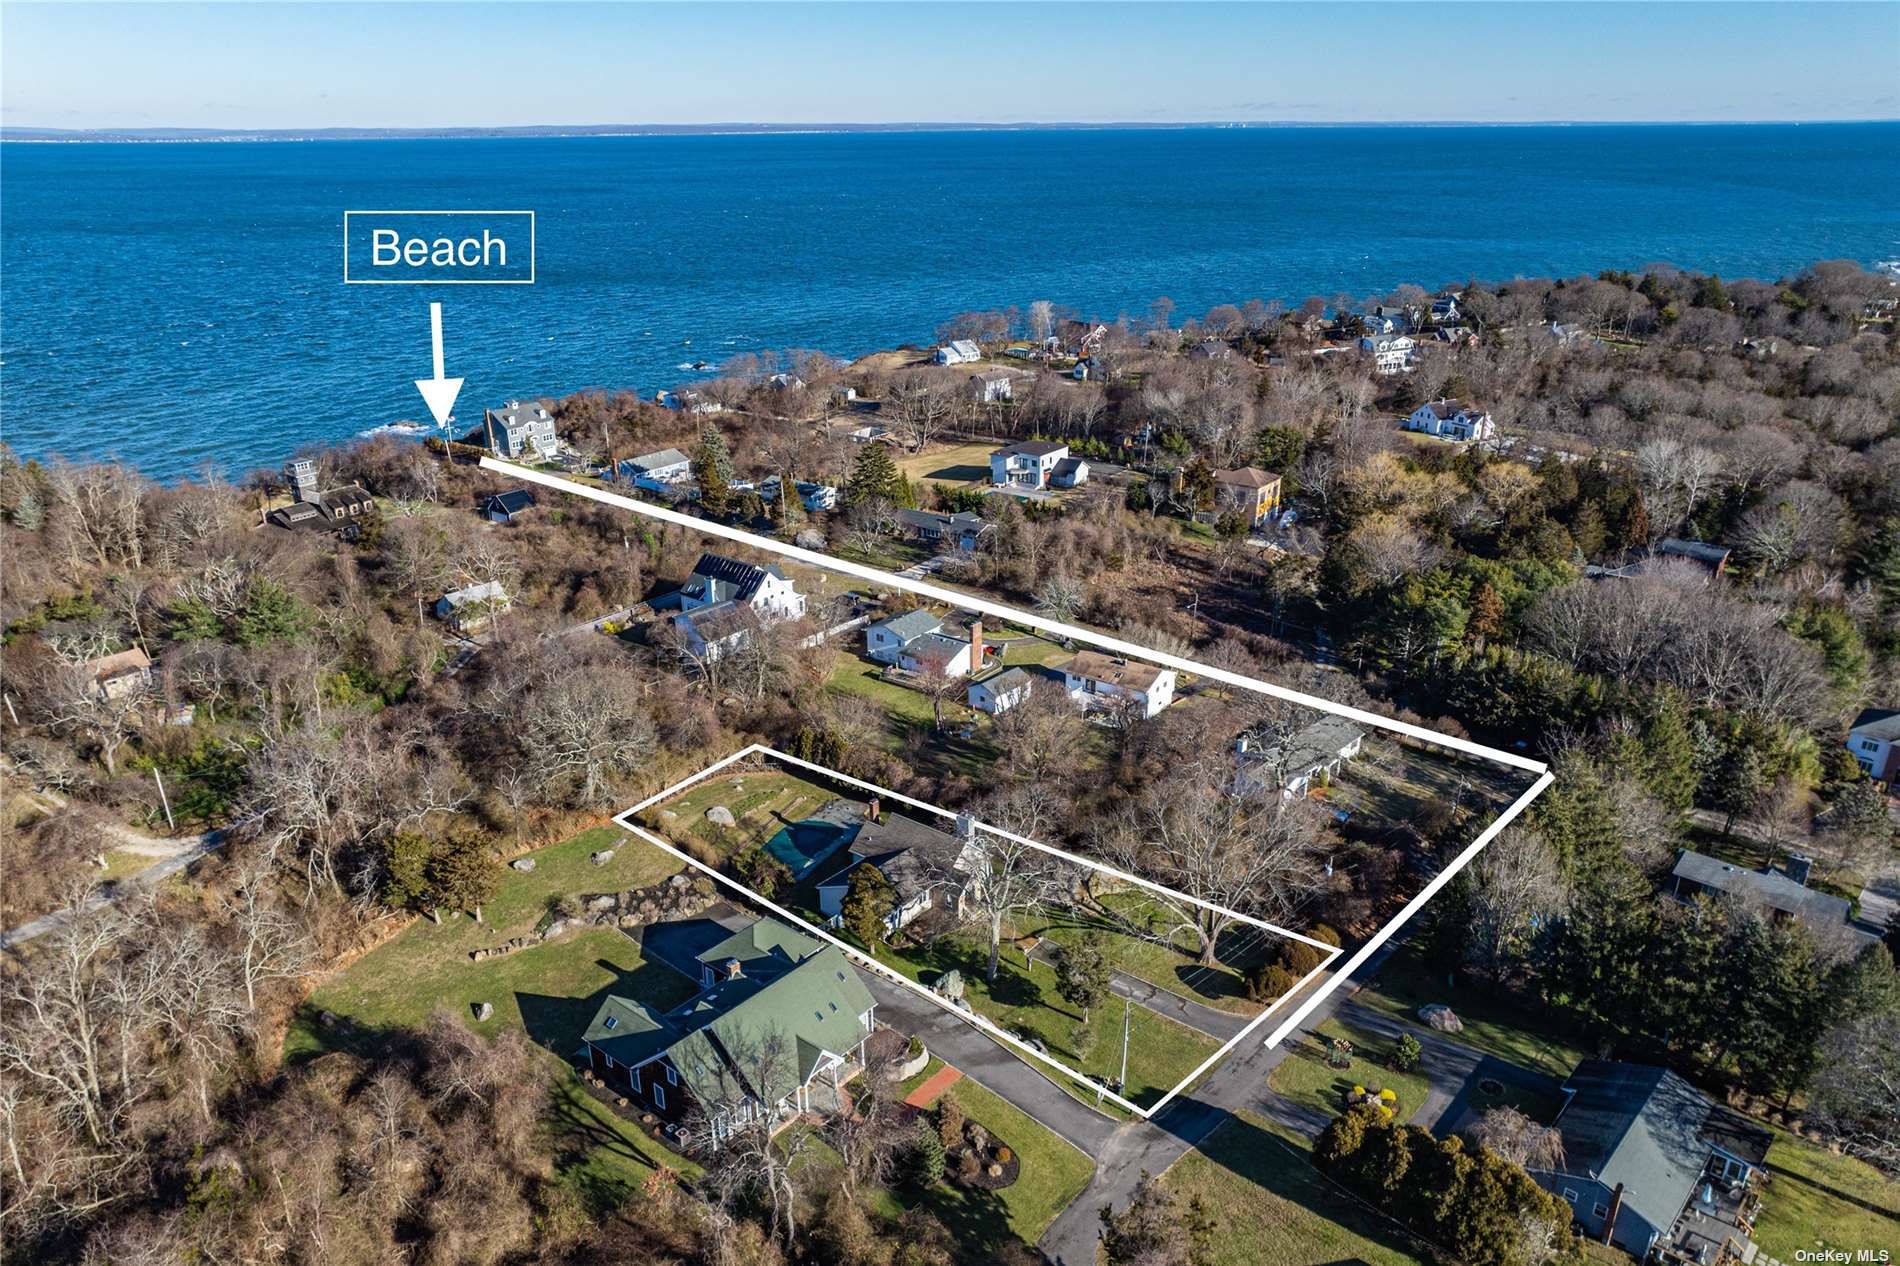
[653,1084,666,1111]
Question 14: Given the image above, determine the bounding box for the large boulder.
[472,1001,494,1022]
[590,849,615,867]
[705,805,736,827]
[1418,1003,1463,1033]
[511,857,537,873]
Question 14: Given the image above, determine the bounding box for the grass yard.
[1332,738,1530,835]
[1163,1110,1430,1266]
[1752,1127,1900,1264]
[1268,1019,1434,1127]
[1023,893,1277,1015]
[649,768,843,859]
[284,824,700,1190]
[997,633,1072,670]
[864,929,1222,1110]
[897,441,999,486]
[828,657,952,727]
[823,660,1005,779]
[900,1071,1098,1251]
[1355,942,1590,1082]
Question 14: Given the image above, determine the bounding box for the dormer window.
[603,1016,618,1030]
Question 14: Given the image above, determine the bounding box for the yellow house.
[1212,467,1283,526]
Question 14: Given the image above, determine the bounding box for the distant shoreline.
[5,119,1895,144]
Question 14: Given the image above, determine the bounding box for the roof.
[483,489,536,515]
[1658,538,1732,566]
[872,608,945,642]
[972,666,1033,695]
[490,400,552,429]
[666,943,876,1107]
[972,370,1013,384]
[1850,708,1900,742]
[581,995,679,1068]
[85,648,152,680]
[696,919,825,978]
[322,485,375,510]
[945,339,981,357]
[997,440,1068,459]
[1549,1061,1767,1234]
[1060,649,1169,693]
[1240,715,1366,782]
[440,580,508,609]
[1053,457,1088,477]
[1670,849,1852,928]
[684,553,787,605]
[629,447,692,470]
[1214,466,1281,489]
[1421,398,1467,419]
[674,601,757,646]
[905,632,969,666]
[821,813,970,903]
[896,509,988,538]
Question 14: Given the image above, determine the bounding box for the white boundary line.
[614,743,1340,1119]
[480,457,1547,777]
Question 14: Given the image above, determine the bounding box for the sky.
[2,1,1896,129]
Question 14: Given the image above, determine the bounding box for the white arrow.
[414,302,464,426]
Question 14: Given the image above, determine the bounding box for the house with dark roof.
[815,812,982,934]
[1050,456,1090,488]
[990,440,1071,490]
[1846,707,1900,786]
[968,665,1035,715]
[1403,398,1495,442]
[1668,849,1868,943]
[481,488,536,523]
[658,553,807,622]
[1058,650,1176,718]
[1529,1060,1770,1260]
[1656,537,1732,578]
[896,508,992,552]
[269,459,377,534]
[581,916,878,1147]
[1233,715,1366,799]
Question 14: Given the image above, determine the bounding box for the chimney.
[1786,853,1813,887]
[1600,1183,1624,1245]
[1236,734,1250,755]
[725,959,743,981]
[866,796,881,824]
[969,619,984,672]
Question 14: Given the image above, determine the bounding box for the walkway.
[1,828,225,949]
[903,1063,963,1108]
[1106,971,1250,1043]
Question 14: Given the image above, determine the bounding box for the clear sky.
[3,1,1896,129]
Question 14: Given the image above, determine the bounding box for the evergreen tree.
[693,428,734,518]
[844,443,903,508]
[904,1119,945,1188]
[840,864,896,946]
[696,420,734,482]
[1637,693,1700,814]
[234,578,308,646]
[381,831,434,912]
[428,827,502,923]
[1545,860,1658,1037]
[1054,932,1112,1022]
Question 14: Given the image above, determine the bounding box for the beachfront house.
[1430,294,1462,323]
[1403,399,1496,442]
[1528,1061,1770,1261]
[581,916,877,1147]
[484,400,561,461]
[1058,649,1175,719]
[434,580,510,634]
[1212,466,1283,528]
[1233,716,1366,799]
[622,447,695,486]
[1846,707,1899,787]
[990,440,1070,490]
[1359,333,1417,375]
[967,666,1035,715]
[933,340,981,366]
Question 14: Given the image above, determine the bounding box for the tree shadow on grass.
[908,1175,1019,1266]
[516,956,701,1057]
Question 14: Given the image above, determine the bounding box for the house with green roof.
[581,916,878,1146]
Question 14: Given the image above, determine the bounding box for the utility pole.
[1118,996,1131,1093]
[152,768,175,831]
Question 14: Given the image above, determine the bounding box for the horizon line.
[5,117,1897,142]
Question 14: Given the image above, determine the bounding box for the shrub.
[935,1091,965,1150]
[905,1120,946,1188]
[1245,963,1300,1002]
[995,1145,1012,1164]
[906,1035,925,1060]
[1391,1032,1422,1073]
[1309,923,1342,948]
[1281,941,1322,976]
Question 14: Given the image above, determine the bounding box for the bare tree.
[1470,1105,1568,1171]
[950,783,1076,983]
[1462,825,1569,979]
[223,858,316,1011]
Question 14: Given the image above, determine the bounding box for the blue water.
[4,125,1897,479]
[764,819,860,881]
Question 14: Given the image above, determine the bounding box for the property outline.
[488,459,1557,1083]
[343,210,537,284]
[615,742,1343,1119]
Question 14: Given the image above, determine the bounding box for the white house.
[990,440,1070,490]
[1058,650,1176,719]
[621,447,694,486]
[1233,716,1366,800]
[933,340,981,366]
[968,666,1035,715]
[970,371,1013,403]
[661,553,807,622]
[1359,334,1416,375]
[1847,708,1900,787]
[1404,399,1496,442]
[759,475,838,512]
[484,400,560,461]
[660,390,728,415]
[864,609,982,678]
[1430,294,1462,323]
[434,580,511,634]
[1050,457,1090,489]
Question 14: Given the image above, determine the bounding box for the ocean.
[3,124,1897,480]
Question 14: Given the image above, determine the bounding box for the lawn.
[649,769,842,859]
[1355,942,1590,1082]
[1022,892,1277,1015]
[1162,1110,1430,1266]
[1268,1019,1434,1128]
[900,1069,1098,1250]
[1332,738,1531,835]
[1752,1127,1900,1264]
[828,657,951,727]
[896,441,1000,486]
[997,633,1072,670]
[283,825,698,1190]
[823,659,1005,779]
[863,928,1222,1110]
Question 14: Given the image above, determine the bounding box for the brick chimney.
[1600,1183,1624,1245]
[725,958,743,981]
[969,619,984,672]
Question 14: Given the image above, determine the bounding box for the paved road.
[1106,971,1250,1043]
[861,974,1118,1156]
